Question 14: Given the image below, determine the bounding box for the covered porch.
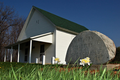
[4,32,54,65]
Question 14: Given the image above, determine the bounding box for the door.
[24,48,28,62]
[40,45,45,61]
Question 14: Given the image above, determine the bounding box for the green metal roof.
[33,6,88,33]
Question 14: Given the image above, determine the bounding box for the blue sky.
[1,0,120,47]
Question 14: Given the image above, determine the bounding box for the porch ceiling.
[32,32,53,43]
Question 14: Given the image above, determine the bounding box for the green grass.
[0,62,120,80]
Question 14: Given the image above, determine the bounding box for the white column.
[17,44,20,62]
[42,55,45,65]
[10,46,13,62]
[29,40,32,63]
[4,49,6,62]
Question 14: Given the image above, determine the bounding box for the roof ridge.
[33,6,84,27]
[33,6,88,33]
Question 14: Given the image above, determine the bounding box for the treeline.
[0,2,25,62]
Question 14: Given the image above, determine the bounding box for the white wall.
[44,44,54,63]
[45,29,56,64]
[56,29,76,64]
[18,8,55,41]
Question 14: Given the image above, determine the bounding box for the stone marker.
[65,30,116,65]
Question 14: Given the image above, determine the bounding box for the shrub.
[110,46,120,63]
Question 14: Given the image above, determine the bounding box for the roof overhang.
[5,32,53,49]
[32,32,53,43]
[5,38,30,49]
[56,26,78,35]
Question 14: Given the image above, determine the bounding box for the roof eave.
[56,26,79,35]
[5,38,31,49]
[30,32,53,39]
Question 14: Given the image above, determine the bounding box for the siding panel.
[56,29,76,64]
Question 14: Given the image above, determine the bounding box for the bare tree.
[9,17,25,62]
[9,18,25,43]
[0,2,19,35]
[0,2,16,52]
[0,2,25,61]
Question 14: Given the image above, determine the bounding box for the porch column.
[29,40,32,63]
[4,49,6,62]
[17,44,20,62]
[10,46,13,62]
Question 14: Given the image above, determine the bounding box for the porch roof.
[5,32,53,49]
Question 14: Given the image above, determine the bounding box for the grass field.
[0,62,120,80]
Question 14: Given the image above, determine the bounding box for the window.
[40,45,44,53]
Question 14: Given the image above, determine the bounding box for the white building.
[5,6,88,64]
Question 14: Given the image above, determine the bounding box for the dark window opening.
[40,45,45,61]
[26,42,29,46]
[40,45,44,53]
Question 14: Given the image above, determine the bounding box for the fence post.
[36,58,38,63]
[52,57,55,64]
[42,55,45,65]
[10,46,13,62]
[4,49,6,62]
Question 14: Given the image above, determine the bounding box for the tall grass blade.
[14,62,28,73]
[11,64,17,80]
[24,67,36,79]
[73,57,80,66]
[100,67,107,79]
